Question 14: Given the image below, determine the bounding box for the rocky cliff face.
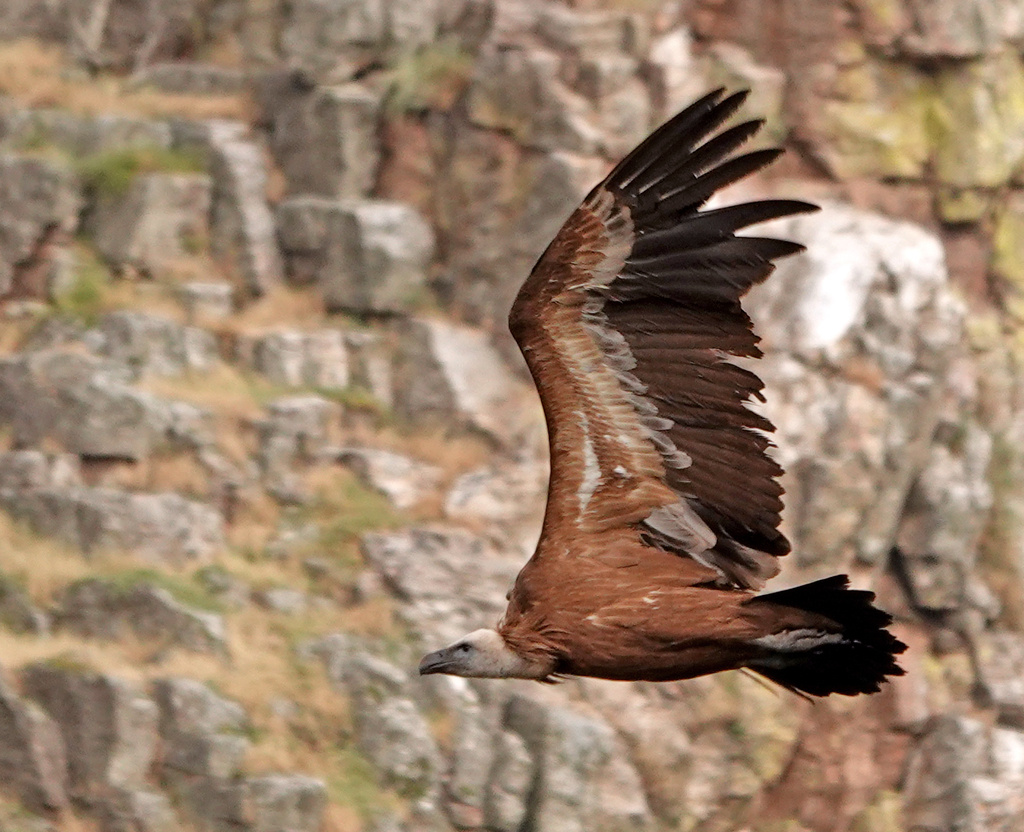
[1,2,1024,832]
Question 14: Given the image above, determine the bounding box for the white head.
[418,628,549,680]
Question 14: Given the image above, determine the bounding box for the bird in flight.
[418,89,906,696]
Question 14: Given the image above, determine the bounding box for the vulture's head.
[418,629,548,679]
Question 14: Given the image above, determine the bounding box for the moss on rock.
[933,49,1024,189]
[820,55,931,180]
[993,191,1024,290]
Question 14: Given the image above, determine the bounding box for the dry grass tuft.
[0,794,100,832]
[0,313,45,355]
[345,422,493,484]
[80,453,209,499]
[139,364,269,423]
[52,244,196,327]
[0,513,116,604]
[216,286,328,336]
[0,39,251,120]
[0,629,158,682]
[225,489,284,554]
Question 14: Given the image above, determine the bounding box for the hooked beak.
[418,647,455,676]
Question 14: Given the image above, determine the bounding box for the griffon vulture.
[418,89,906,696]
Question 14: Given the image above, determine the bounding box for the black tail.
[745,575,907,697]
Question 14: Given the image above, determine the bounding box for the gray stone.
[17,316,90,352]
[54,579,226,654]
[392,318,529,444]
[336,447,441,510]
[647,28,707,117]
[746,204,966,568]
[3,487,224,562]
[444,461,546,524]
[0,154,81,298]
[179,773,326,832]
[254,396,338,501]
[703,43,786,144]
[94,311,219,380]
[344,331,394,409]
[179,281,234,324]
[0,575,49,636]
[22,665,158,801]
[260,80,380,198]
[504,695,649,832]
[181,120,282,297]
[0,108,173,158]
[445,691,493,825]
[57,380,207,460]
[254,587,308,615]
[467,45,602,154]
[360,526,520,645]
[274,196,334,286]
[277,197,433,314]
[904,714,1024,831]
[339,654,441,799]
[484,730,534,832]
[441,134,605,327]
[0,451,81,494]
[235,775,327,832]
[0,670,69,812]
[534,4,632,55]
[279,0,387,80]
[977,631,1024,728]
[0,814,59,832]
[153,676,247,734]
[264,396,338,452]
[897,421,994,612]
[276,0,444,80]
[132,63,247,95]
[0,0,66,41]
[152,677,249,780]
[867,0,1024,58]
[385,0,443,47]
[594,72,652,159]
[577,53,638,103]
[90,173,211,278]
[238,329,350,390]
[97,788,178,832]
[59,0,205,71]
[0,348,214,461]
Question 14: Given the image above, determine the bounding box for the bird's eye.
[456,643,471,654]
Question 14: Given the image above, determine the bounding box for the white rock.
[336,447,441,510]
[392,319,532,445]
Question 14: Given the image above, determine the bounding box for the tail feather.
[745,575,906,697]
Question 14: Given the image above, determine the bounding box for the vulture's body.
[419,89,906,696]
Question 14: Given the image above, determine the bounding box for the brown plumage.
[418,89,906,697]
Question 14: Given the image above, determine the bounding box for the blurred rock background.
[0,0,1023,830]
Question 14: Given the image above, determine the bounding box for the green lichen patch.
[932,48,1024,189]
[385,40,476,114]
[76,145,205,199]
[327,745,401,822]
[992,191,1024,291]
[51,244,111,326]
[821,55,932,180]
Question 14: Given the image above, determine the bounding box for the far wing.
[509,89,817,589]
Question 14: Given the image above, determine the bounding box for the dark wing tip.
[605,87,745,191]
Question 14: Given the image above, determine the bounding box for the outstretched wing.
[510,89,817,590]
